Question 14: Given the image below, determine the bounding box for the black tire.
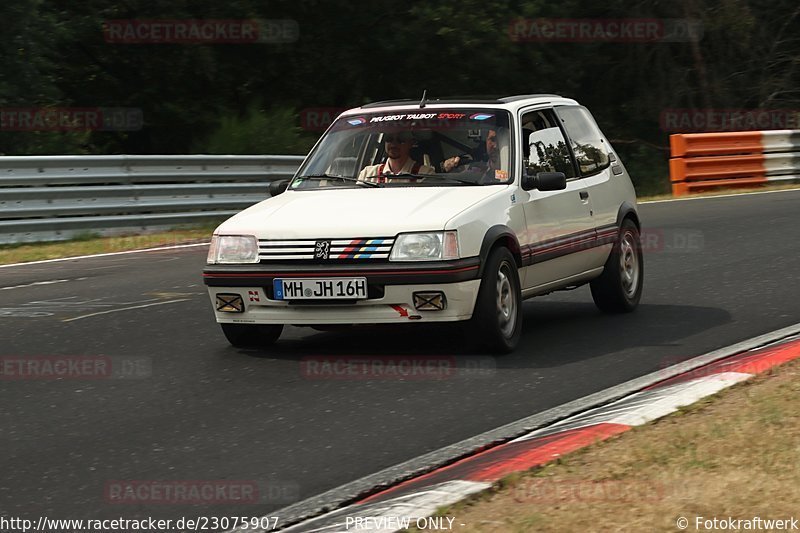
[220,323,283,348]
[590,219,643,313]
[469,247,523,354]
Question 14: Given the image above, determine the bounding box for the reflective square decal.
[215,294,244,313]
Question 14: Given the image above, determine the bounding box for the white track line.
[0,242,210,269]
[0,279,71,291]
[640,186,800,204]
[61,298,191,322]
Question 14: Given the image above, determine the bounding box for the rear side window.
[556,106,610,176]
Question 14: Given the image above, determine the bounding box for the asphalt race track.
[1,189,798,524]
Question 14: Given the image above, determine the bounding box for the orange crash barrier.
[669,130,800,196]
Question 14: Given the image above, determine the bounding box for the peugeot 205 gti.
[203,94,643,353]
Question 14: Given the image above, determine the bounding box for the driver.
[358,131,435,183]
[441,128,499,174]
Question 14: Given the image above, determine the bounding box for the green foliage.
[195,105,315,155]
[614,143,671,196]
[0,0,80,154]
[0,131,92,156]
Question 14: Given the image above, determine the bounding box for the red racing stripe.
[537,236,596,253]
[338,239,364,259]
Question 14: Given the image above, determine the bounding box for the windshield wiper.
[391,173,481,186]
[296,174,380,187]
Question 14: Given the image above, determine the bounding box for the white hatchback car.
[204,95,643,353]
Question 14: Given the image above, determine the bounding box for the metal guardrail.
[0,155,305,244]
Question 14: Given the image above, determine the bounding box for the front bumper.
[203,259,481,325]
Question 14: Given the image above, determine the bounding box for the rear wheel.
[220,323,283,348]
[590,219,643,313]
[469,247,522,354]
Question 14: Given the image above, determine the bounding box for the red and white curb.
[277,333,800,533]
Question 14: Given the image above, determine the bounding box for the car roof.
[343,94,579,116]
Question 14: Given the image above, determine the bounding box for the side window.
[520,110,576,179]
[556,106,610,176]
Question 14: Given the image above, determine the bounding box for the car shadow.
[227,300,732,371]
[507,300,731,369]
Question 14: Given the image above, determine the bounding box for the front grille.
[258,237,394,262]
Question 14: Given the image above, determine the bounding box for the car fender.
[616,201,640,230]
[477,226,523,277]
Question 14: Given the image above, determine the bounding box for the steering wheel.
[446,153,473,171]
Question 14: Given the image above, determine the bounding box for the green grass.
[0,223,220,265]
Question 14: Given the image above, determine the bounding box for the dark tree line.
[1,0,798,193]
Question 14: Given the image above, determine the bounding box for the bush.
[614,142,671,197]
[195,105,316,155]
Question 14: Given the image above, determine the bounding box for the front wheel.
[590,219,643,313]
[469,247,523,354]
[220,323,283,348]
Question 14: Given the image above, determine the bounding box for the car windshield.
[291,108,513,189]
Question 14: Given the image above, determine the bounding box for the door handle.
[579,191,589,200]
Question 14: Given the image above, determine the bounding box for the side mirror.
[269,179,290,197]
[522,171,567,191]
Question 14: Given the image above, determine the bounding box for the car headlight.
[207,235,259,264]
[390,231,459,261]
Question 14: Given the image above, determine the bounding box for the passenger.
[441,128,500,174]
[358,131,435,183]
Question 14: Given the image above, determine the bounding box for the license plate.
[273,278,368,300]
